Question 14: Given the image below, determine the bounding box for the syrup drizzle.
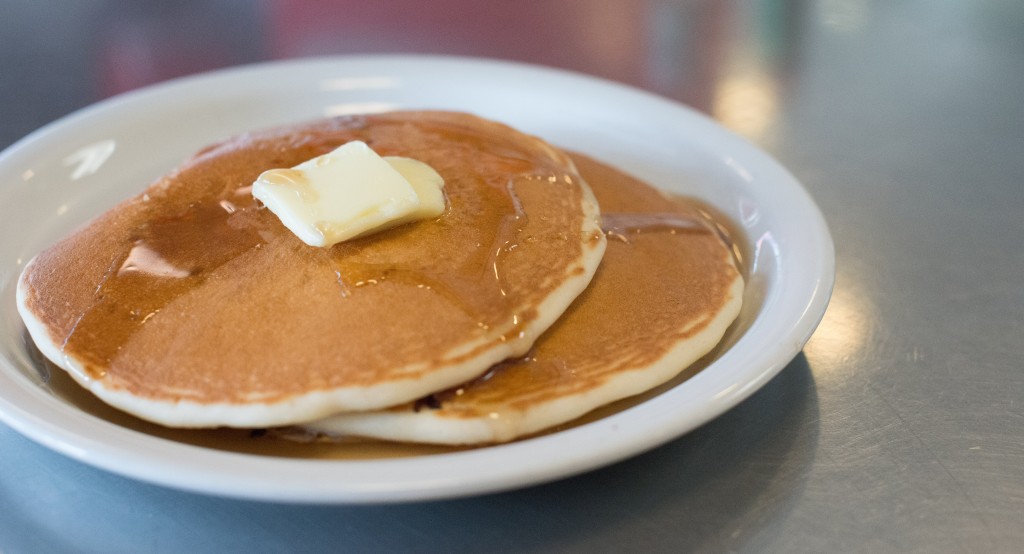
[603,212,716,243]
[60,199,266,374]
[601,209,742,271]
[59,159,574,377]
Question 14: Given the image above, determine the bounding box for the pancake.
[302,153,744,444]
[17,111,606,428]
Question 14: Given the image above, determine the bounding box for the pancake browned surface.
[304,153,744,444]
[17,112,606,427]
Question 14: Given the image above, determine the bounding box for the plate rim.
[0,54,834,503]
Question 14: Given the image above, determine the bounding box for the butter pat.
[252,141,445,247]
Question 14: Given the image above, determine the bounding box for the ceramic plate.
[0,55,833,503]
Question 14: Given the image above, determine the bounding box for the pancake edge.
[301,268,745,444]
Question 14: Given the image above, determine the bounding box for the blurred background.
[4,0,1022,167]
[5,1,1022,155]
[0,1,855,145]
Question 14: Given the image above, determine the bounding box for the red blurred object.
[93,1,735,113]
[267,0,651,85]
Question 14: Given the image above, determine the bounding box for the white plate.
[0,55,833,503]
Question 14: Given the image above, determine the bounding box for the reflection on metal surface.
[21,169,34,181]
[804,271,872,374]
[696,0,805,141]
[323,102,397,117]
[646,0,730,111]
[714,73,779,140]
[319,77,399,91]
[62,140,116,180]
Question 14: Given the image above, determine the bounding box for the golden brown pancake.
[17,112,606,427]
[303,153,744,444]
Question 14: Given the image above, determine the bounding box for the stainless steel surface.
[2,1,1021,552]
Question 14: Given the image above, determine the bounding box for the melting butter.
[252,141,445,247]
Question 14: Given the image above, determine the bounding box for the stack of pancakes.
[17,111,743,445]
